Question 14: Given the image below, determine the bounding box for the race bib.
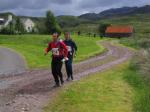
[67,46,72,52]
[52,48,59,55]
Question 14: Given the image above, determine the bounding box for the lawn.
[44,62,150,112]
[0,35,105,68]
[45,63,133,112]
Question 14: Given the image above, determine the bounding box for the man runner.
[64,32,77,81]
[45,33,68,87]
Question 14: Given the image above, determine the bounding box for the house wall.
[24,19,35,32]
[105,33,133,38]
[0,15,13,30]
[4,15,13,27]
[0,25,2,30]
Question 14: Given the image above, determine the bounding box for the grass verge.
[45,62,133,112]
[44,62,150,112]
[124,65,150,112]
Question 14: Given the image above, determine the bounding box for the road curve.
[0,47,27,75]
[0,41,134,112]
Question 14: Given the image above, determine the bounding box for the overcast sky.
[0,0,150,16]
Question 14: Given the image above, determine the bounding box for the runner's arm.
[45,43,51,55]
[61,42,68,58]
[72,41,78,56]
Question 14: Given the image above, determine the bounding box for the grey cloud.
[78,0,146,9]
[50,0,72,4]
[0,0,72,11]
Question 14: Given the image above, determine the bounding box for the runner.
[64,32,77,81]
[45,33,68,87]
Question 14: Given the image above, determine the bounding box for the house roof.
[0,18,6,25]
[105,26,134,33]
[0,18,4,21]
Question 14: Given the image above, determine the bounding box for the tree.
[98,23,111,37]
[0,22,15,35]
[78,31,81,36]
[0,27,10,34]
[9,21,14,34]
[15,17,25,34]
[45,10,61,34]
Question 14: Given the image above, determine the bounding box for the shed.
[105,25,134,38]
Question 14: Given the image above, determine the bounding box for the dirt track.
[0,41,134,112]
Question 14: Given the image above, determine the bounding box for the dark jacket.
[63,39,77,58]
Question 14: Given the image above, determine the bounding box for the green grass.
[124,65,150,112]
[0,35,105,68]
[44,62,150,112]
[45,63,133,112]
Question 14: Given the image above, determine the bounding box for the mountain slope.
[79,5,150,20]
[99,7,138,18]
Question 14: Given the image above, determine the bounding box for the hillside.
[78,13,100,20]
[79,5,150,20]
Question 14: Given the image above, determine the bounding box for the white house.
[0,18,5,29]
[0,15,13,30]
[21,18,35,32]
[0,14,36,33]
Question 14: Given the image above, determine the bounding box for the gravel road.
[0,47,27,76]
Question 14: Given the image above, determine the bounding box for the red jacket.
[45,40,68,58]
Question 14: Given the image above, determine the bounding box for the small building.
[105,25,134,38]
[21,18,35,32]
[0,18,5,29]
[0,15,13,30]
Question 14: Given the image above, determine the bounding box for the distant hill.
[57,16,80,27]
[79,5,150,20]
[56,15,95,28]
[78,13,100,21]
[131,5,150,14]
[98,7,138,18]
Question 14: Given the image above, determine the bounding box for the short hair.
[53,32,60,38]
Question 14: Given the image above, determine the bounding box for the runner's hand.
[62,57,69,62]
[64,57,69,61]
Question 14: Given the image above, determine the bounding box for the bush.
[120,37,150,49]
[120,37,139,48]
[130,49,150,83]
[0,27,10,34]
[0,27,15,34]
[137,38,150,49]
[98,23,111,37]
